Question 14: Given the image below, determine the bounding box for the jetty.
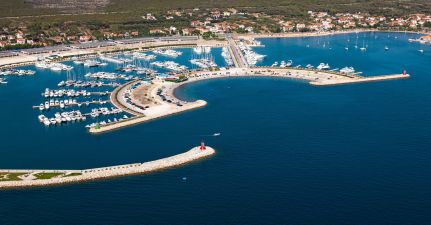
[0,146,215,189]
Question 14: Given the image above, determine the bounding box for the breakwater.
[0,146,215,189]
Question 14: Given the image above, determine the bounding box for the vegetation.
[0,173,27,181]
[34,172,63,180]
[1,0,431,19]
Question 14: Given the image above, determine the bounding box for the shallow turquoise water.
[1,33,431,224]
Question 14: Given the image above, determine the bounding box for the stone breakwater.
[0,146,215,189]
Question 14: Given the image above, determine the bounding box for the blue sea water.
[1,33,431,224]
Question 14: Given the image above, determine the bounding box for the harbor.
[0,31,418,191]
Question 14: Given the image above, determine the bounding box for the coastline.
[236,29,428,41]
[0,146,215,189]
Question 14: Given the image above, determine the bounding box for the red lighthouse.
[403,70,407,75]
[200,141,206,151]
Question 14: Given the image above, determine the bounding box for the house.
[0,41,8,47]
[143,13,157,21]
[149,29,166,35]
[16,38,26,44]
[191,21,201,27]
[296,23,306,31]
[169,26,177,34]
[182,28,194,35]
[79,35,92,42]
[50,36,63,44]
[15,31,24,39]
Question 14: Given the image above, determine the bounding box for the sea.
[0,32,430,224]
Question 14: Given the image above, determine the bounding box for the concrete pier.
[90,100,207,134]
[0,146,215,189]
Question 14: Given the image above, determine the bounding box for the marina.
[0,31,429,224]
[0,32,413,135]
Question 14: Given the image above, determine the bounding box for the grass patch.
[34,172,64,180]
[0,173,27,181]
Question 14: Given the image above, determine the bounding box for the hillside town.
[2,9,431,50]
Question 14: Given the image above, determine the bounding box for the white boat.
[35,61,50,69]
[340,67,355,74]
[38,115,46,122]
[317,63,330,70]
[153,49,182,57]
[286,60,293,67]
[43,119,51,126]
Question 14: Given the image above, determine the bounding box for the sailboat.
[345,38,349,50]
[354,36,359,49]
[360,40,367,51]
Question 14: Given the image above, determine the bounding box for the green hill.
[1,0,430,18]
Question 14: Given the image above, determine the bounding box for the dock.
[42,91,110,98]
[32,100,108,109]
[90,100,206,134]
[0,146,215,189]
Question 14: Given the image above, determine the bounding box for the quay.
[109,80,144,116]
[90,100,207,134]
[0,146,215,189]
